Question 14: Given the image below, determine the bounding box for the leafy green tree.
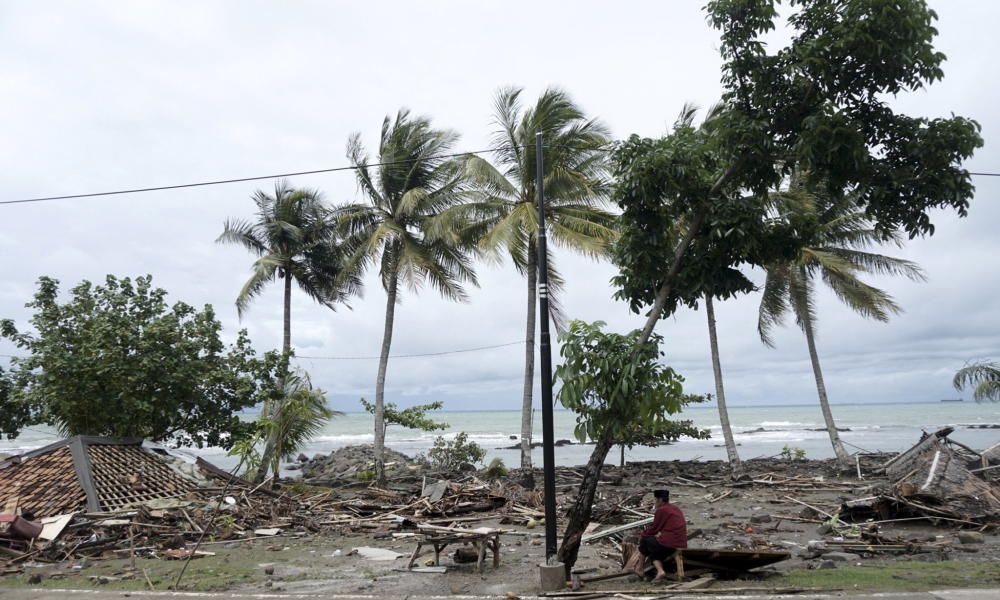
[339,109,478,485]
[953,361,1000,402]
[218,181,359,480]
[457,87,616,481]
[554,320,694,572]
[614,0,981,352]
[427,432,486,471]
[359,398,448,432]
[758,182,925,462]
[0,275,268,447]
[614,104,771,471]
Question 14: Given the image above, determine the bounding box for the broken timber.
[582,517,653,543]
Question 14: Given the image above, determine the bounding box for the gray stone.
[817,559,837,569]
[750,514,772,524]
[957,531,984,544]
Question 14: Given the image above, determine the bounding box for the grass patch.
[782,560,1000,591]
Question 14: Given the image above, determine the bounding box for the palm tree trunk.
[705,295,741,469]
[374,271,399,486]
[801,307,850,463]
[520,242,537,487]
[254,272,293,483]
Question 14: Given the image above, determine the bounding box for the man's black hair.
[653,489,669,502]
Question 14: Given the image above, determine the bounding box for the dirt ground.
[2,455,999,595]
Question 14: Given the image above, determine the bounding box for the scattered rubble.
[2,429,997,595]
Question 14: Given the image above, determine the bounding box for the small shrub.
[428,432,485,471]
[356,469,375,481]
[485,457,508,478]
[780,444,806,461]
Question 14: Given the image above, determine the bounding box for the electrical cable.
[0,340,526,362]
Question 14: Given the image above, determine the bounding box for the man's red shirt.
[640,503,687,548]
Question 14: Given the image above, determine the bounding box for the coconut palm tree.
[457,87,616,482]
[954,361,1000,402]
[704,294,741,468]
[758,179,926,462]
[339,109,478,485]
[218,182,358,480]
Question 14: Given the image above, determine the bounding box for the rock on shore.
[297,444,417,481]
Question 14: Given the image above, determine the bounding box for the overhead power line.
[0,147,508,206]
[0,339,526,362]
[297,339,526,360]
[1,141,996,206]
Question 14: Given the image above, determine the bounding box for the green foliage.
[230,369,339,478]
[616,394,712,449]
[359,398,447,431]
[428,432,486,471]
[485,457,508,478]
[953,361,1000,403]
[267,371,339,463]
[780,445,806,461]
[611,106,799,319]
[555,320,690,445]
[227,434,264,478]
[613,0,981,326]
[356,469,375,482]
[0,275,272,447]
[217,181,360,318]
[704,0,982,237]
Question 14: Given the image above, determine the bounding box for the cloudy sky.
[1,1,997,414]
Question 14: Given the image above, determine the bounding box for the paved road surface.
[0,588,998,600]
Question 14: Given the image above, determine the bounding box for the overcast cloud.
[1,1,997,414]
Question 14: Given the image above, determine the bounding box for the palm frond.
[953,361,1000,402]
[757,267,790,348]
[235,257,279,318]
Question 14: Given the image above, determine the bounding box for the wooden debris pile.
[843,427,1000,524]
[0,473,321,568]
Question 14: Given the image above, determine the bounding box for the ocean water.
[3,401,998,473]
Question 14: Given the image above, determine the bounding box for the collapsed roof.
[0,436,202,518]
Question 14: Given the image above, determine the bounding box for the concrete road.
[1,589,999,600]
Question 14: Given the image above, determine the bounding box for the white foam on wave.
[312,433,374,443]
[759,421,815,427]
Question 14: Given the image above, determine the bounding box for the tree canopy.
[0,275,273,448]
[613,0,982,332]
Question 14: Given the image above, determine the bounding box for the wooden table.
[406,531,501,574]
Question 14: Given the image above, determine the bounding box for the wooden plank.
[582,517,653,543]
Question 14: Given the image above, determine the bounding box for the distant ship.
[940,398,964,403]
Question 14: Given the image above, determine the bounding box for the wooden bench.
[406,531,501,574]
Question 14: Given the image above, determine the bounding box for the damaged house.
[0,436,206,518]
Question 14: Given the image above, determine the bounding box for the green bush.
[428,432,485,471]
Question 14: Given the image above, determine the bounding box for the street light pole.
[535,130,558,561]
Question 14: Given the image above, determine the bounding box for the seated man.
[634,489,687,580]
